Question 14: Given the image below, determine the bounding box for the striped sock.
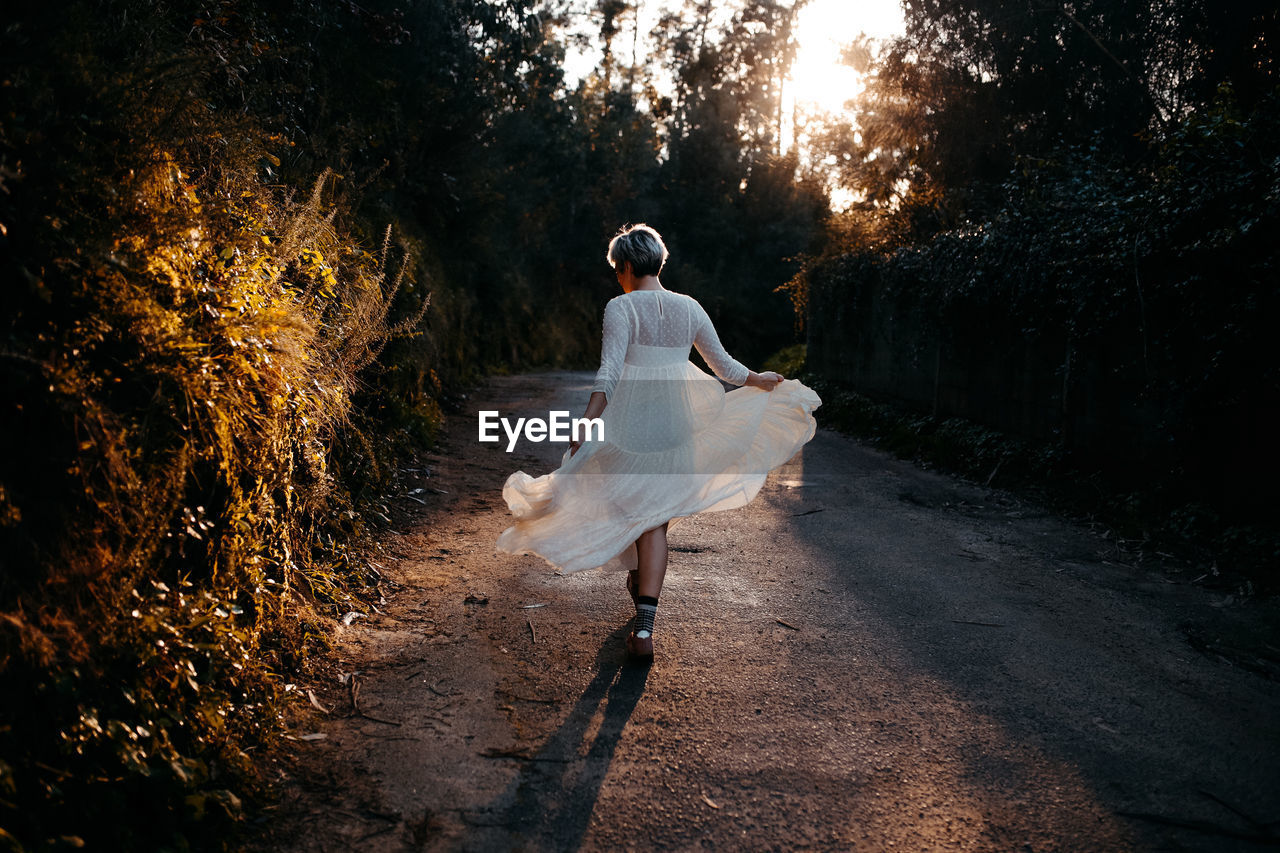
[634,595,658,639]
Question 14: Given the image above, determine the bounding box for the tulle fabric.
[497,345,821,573]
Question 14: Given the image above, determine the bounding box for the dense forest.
[1,0,1274,847]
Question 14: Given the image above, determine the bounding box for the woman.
[497,224,820,661]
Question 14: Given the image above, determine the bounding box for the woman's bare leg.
[633,522,669,599]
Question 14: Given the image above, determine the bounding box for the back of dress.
[590,290,750,402]
[584,290,749,457]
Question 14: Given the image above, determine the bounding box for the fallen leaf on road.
[701,792,721,809]
[307,690,331,714]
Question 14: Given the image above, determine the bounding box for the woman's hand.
[746,370,785,391]
[570,391,608,456]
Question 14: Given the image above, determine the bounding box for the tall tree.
[817,0,1277,234]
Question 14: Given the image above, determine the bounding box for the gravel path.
[256,371,1280,852]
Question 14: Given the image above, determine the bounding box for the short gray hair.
[607,223,669,277]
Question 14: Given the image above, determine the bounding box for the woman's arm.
[692,303,784,391]
[589,299,628,400]
[569,391,607,456]
[575,299,627,456]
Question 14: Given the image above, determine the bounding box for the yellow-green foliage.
[762,344,807,378]
[0,148,430,848]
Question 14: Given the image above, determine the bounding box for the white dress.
[497,289,821,573]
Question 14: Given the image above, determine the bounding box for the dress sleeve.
[692,300,751,386]
[590,298,630,399]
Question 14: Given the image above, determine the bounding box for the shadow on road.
[769,439,1280,849]
[468,625,650,846]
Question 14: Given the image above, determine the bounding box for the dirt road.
[256,372,1280,852]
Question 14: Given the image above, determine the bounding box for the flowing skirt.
[497,350,821,573]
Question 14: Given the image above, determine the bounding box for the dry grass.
[0,147,434,847]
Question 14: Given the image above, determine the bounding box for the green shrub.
[763,344,807,377]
